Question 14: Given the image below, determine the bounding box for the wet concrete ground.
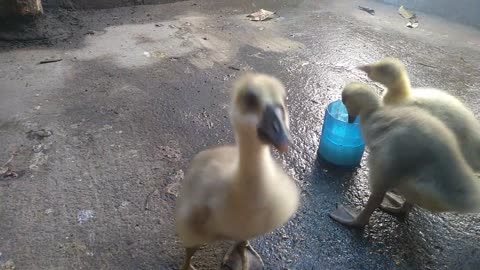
[1,0,480,269]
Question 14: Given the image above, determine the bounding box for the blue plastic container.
[318,100,365,167]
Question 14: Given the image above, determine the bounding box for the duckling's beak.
[357,65,372,75]
[348,115,357,124]
[257,105,290,153]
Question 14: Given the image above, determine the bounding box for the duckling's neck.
[359,98,381,121]
[384,73,412,104]
[235,131,272,180]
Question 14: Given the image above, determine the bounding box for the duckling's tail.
[467,174,480,213]
[459,131,480,173]
[475,142,480,171]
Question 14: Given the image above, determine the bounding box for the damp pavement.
[1,0,480,269]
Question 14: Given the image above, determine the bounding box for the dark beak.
[357,65,372,75]
[348,115,356,124]
[257,105,290,153]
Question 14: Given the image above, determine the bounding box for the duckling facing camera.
[329,82,480,227]
[175,73,300,269]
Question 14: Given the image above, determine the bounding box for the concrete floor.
[1,0,480,269]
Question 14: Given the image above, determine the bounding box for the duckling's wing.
[411,88,477,134]
[185,205,210,235]
[399,165,480,213]
[176,146,238,245]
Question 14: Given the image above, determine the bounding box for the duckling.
[329,82,480,227]
[358,57,480,171]
[358,58,480,214]
[175,73,300,270]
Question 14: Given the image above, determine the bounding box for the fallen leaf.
[406,20,419,28]
[165,169,184,197]
[247,9,275,21]
[151,51,166,59]
[26,129,53,140]
[38,58,63,65]
[166,182,181,197]
[399,6,416,19]
[0,259,15,270]
[358,6,375,15]
[3,169,18,178]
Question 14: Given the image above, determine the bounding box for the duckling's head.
[357,57,407,88]
[342,82,380,123]
[231,73,290,153]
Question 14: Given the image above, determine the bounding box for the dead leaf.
[151,51,166,59]
[26,129,53,140]
[1,154,18,179]
[399,6,416,19]
[358,6,375,15]
[247,9,275,21]
[166,182,181,197]
[406,20,419,28]
[165,169,184,197]
[38,58,63,65]
[3,169,18,178]
[0,259,15,270]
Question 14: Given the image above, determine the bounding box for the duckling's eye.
[244,91,259,111]
[377,65,395,76]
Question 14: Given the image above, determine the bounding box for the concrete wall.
[379,0,480,28]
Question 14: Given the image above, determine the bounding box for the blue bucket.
[318,100,365,167]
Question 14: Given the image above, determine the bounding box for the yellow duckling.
[358,58,480,214]
[329,82,480,227]
[175,73,300,269]
[358,57,480,172]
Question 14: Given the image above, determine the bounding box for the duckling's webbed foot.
[221,241,264,270]
[380,191,405,210]
[329,204,366,227]
[380,192,411,214]
[379,192,413,219]
[329,190,386,227]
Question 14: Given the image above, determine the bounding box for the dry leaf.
[247,9,275,21]
[399,6,416,19]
